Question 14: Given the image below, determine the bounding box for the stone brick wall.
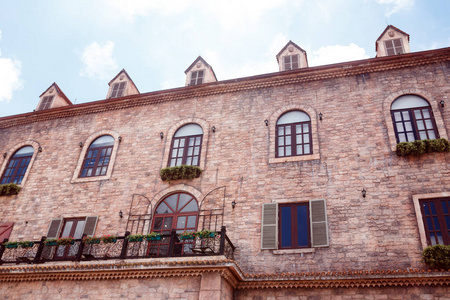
[0,59,449,277]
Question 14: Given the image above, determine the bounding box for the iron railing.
[0,226,234,265]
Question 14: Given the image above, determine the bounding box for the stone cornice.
[0,47,449,130]
[0,257,448,290]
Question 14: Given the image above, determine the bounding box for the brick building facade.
[0,26,449,299]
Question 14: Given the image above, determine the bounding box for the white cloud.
[308,43,369,67]
[375,0,414,17]
[0,49,24,103]
[107,0,193,21]
[79,41,117,80]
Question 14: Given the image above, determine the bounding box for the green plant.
[44,239,58,246]
[194,229,216,238]
[396,138,450,156]
[101,235,117,244]
[145,232,162,241]
[179,232,195,240]
[422,244,450,270]
[18,241,34,248]
[3,241,19,248]
[57,237,75,245]
[160,165,202,182]
[0,183,21,196]
[82,236,101,244]
[127,234,144,242]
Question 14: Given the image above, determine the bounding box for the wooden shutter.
[46,219,63,239]
[0,222,14,242]
[310,199,329,247]
[261,203,278,249]
[83,216,98,237]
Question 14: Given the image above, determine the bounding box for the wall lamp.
[361,188,366,198]
[118,136,122,143]
[3,153,6,158]
[160,132,164,140]
[231,200,236,209]
[79,142,83,148]
[38,146,43,153]
[119,210,123,218]
[264,120,268,126]
[212,126,216,132]
[440,100,445,107]
[319,112,323,120]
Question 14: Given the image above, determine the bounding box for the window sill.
[269,153,320,164]
[71,176,110,184]
[273,248,315,255]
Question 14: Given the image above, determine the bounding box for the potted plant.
[179,232,195,240]
[195,229,216,238]
[101,235,117,244]
[145,232,162,241]
[44,239,58,246]
[3,241,19,248]
[422,244,450,270]
[18,241,34,248]
[160,165,202,182]
[127,234,144,242]
[83,236,101,244]
[0,183,21,196]
[57,237,75,245]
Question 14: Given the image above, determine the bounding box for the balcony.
[0,227,234,265]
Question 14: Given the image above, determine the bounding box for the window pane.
[189,138,195,146]
[297,205,308,247]
[179,139,185,147]
[280,206,292,248]
[296,124,302,133]
[425,120,433,130]
[304,144,310,154]
[430,202,437,214]
[441,201,449,214]
[278,127,284,135]
[407,133,415,141]
[394,112,402,121]
[156,202,172,214]
[285,147,291,156]
[296,134,302,144]
[303,124,309,133]
[186,157,192,165]
[187,147,193,156]
[278,147,284,157]
[402,111,410,121]
[297,145,303,155]
[174,139,179,148]
[153,218,163,230]
[404,122,413,131]
[416,120,424,130]
[61,221,73,237]
[414,110,423,119]
[428,131,436,139]
[181,200,198,212]
[176,216,186,229]
[194,147,200,155]
[192,157,198,165]
[195,137,201,145]
[163,217,173,230]
[286,136,291,146]
[396,123,405,132]
[419,132,427,140]
[187,216,196,228]
[165,195,178,211]
[278,137,284,146]
[422,109,430,118]
[433,217,440,230]
[73,221,85,239]
[286,126,291,135]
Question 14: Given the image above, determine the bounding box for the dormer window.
[384,39,404,55]
[283,55,299,71]
[38,96,54,110]
[190,71,204,86]
[110,82,126,98]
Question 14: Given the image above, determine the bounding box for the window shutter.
[46,219,63,239]
[261,203,278,249]
[310,199,329,247]
[83,216,98,237]
[0,222,14,242]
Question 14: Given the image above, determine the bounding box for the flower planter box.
[102,238,117,244]
[146,235,162,241]
[85,239,101,244]
[128,237,144,242]
[5,244,18,249]
[19,242,34,248]
[179,235,195,240]
[45,241,58,246]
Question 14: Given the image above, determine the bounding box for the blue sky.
[0,0,449,117]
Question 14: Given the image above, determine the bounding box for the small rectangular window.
[384,39,404,56]
[283,55,299,70]
[110,82,127,98]
[38,96,54,111]
[420,198,450,246]
[190,71,204,85]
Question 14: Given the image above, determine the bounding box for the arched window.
[1,146,34,184]
[168,124,203,167]
[79,135,115,178]
[152,192,199,234]
[391,95,439,143]
[276,111,312,157]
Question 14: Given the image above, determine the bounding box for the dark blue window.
[279,203,310,249]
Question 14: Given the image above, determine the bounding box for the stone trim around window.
[412,191,450,250]
[0,140,41,187]
[161,118,210,171]
[71,130,121,183]
[383,90,448,152]
[268,105,320,164]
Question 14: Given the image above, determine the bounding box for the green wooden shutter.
[46,219,63,239]
[83,216,98,237]
[310,199,329,247]
[261,203,278,249]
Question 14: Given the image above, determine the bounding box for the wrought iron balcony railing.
[0,227,234,265]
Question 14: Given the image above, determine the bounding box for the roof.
[38,82,72,106]
[376,25,410,52]
[107,69,140,94]
[276,40,306,61]
[1,47,449,129]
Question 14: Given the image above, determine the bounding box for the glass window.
[55,218,86,259]
[279,203,310,249]
[169,124,203,167]
[384,39,404,56]
[79,135,115,178]
[0,146,34,184]
[276,111,312,158]
[110,82,126,98]
[190,71,204,85]
[38,96,54,110]
[283,55,299,70]
[420,198,450,246]
[391,95,438,143]
[152,192,199,234]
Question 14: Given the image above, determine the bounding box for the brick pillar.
[198,271,222,300]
